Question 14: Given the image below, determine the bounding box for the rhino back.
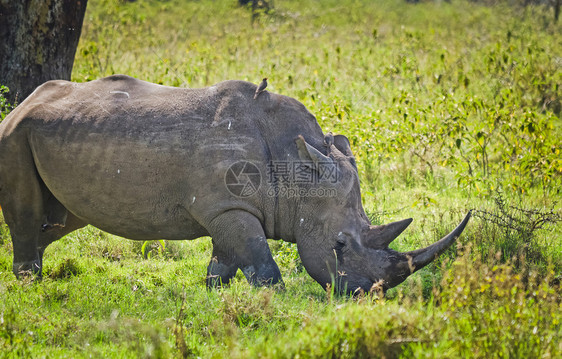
[0,75,324,240]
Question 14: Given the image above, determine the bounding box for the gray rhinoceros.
[0,75,470,294]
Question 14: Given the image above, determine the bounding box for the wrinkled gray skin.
[0,75,470,294]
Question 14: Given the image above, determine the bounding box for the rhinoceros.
[0,75,470,294]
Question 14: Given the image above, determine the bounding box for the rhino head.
[292,135,471,294]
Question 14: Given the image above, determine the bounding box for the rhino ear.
[363,218,413,249]
[295,135,333,169]
[333,135,353,157]
[333,134,357,168]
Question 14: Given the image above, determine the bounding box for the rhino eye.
[334,238,346,251]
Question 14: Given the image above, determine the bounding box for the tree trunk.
[0,0,88,104]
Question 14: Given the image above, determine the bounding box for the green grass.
[1,0,561,357]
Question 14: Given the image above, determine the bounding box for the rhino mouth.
[332,276,377,297]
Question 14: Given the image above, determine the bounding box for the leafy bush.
[472,189,561,269]
[0,85,14,121]
[433,246,561,358]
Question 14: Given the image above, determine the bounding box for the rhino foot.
[242,264,283,287]
[13,260,42,280]
[206,257,238,288]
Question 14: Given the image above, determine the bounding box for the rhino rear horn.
[363,218,413,249]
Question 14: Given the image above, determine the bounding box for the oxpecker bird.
[324,131,334,155]
[254,78,268,99]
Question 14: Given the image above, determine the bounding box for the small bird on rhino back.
[254,78,268,99]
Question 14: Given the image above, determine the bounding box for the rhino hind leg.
[206,210,282,288]
[0,160,86,278]
[0,170,47,278]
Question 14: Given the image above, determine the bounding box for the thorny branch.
[471,189,561,239]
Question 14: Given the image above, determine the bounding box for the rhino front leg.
[206,210,282,288]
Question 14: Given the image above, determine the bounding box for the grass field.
[1,0,561,357]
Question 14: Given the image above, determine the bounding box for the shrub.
[0,85,14,121]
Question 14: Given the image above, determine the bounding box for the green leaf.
[141,241,149,259]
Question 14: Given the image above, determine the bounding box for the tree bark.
[0,0,88,104]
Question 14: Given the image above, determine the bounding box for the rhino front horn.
[404,211,471,272]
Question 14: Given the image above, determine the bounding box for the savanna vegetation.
[0,0,560,357]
